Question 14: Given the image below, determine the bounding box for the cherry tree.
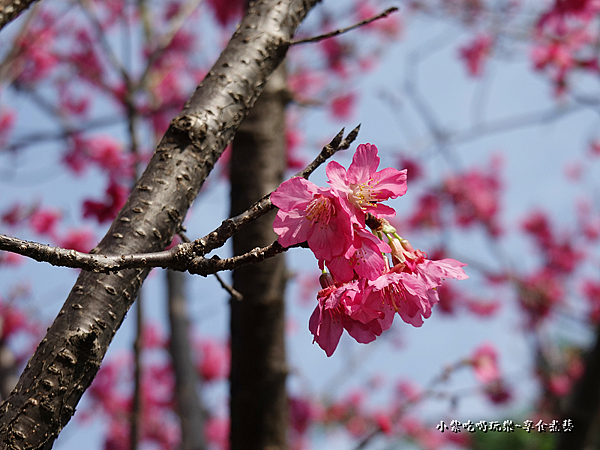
[1,0,600,450]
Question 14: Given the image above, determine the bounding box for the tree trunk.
[555,325,600,450]
[167,270,207,450]
[0,1,318,447]
[229,64,289,450]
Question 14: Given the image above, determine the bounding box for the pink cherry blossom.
[583,279,600,323]
[272,177,352,261]
[205,417,229,450]
[196,338,230,382]
[0,251,24,267]
[465,298,501,317]
[324,227,390,282]
[443,157,503,236]
[289,396,314,435]
[320,38,350,78]
[398,156,423,183]
[0,110,15,148]
[286,126,305,170]
[484,379,512,404]
[29,208,61,236]
[88,136,134,178]
[459,34,493,77]
[355,1,402,38]
[330,93,355,120]
[327,143,407,221]
[1,203,28,226]
[471,344,500,384]
[274,145,468,355]
[365,238,468,327]
[207,0,245,26]
[59,228,95,252]
[408,192,442,230]
[367,269,431,328]
[518,269,564,325]
[309,279,383,356]
[83,181,129,223]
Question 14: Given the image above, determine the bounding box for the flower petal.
[347,143,380,185]
[271,177,317,211]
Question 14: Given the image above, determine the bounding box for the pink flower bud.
[389,238,405,266]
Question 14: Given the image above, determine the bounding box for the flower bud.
[389,238,405,266]
[319,272,335,289]
[400,238,415,254]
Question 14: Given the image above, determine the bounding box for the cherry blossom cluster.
[271,144,468,356]
[81,324,231,450]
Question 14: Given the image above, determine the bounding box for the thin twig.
[179,230,243,299]
[0,3,40,84]
[215,273,243,301]
[135,0,204,92]
[78,0,129,83]
[291,7,399,45]
[350,359,470,450]
[192,125,360,257]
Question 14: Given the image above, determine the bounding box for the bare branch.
[191,241,308,275]
[0,234,179,271]
[136,0,204,92]
[192,125,360,257]
[130,291,143,450]
[0,126,359,275]
[291,7,399,45]
[167,270,208,450]
[0,233,309,276]
[214,273,243,301]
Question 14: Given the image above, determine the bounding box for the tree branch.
[0,230,304,275]
[167,270,207,450]
[0,125,359,274]
[191,124,360,257]
[0,0,320,447]
[291,7,399,45]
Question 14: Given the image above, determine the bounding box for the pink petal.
[362,203,397,218]
[371,167,408,198]
[326,255,355,283]
[273,210,311,247]
[347,143,380,185]
[310,307,343,357]
[307,219,345,260]
[343,317,381,344]
[353,243,386,280]
[271,177,317,211]
[326,161,351,194]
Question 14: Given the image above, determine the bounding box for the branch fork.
[0,125,360,276]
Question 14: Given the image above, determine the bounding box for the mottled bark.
[0,1,318,448]
[230,64,289,450]
[555,326,600,450]
[167,270,207,450]
[0,0,37,32]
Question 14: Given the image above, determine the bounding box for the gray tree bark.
[229,64,289,450]
[0,1,318,448]
[167,270,207,450]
